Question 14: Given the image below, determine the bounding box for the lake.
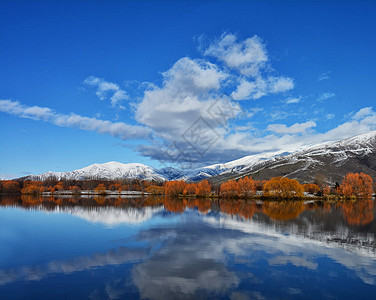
[0,195,376,299]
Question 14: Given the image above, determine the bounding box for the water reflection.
[0,195,376,299]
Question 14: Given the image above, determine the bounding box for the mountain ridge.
[23,131,376,184]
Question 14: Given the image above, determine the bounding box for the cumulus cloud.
[202,33,293,101]
[0,100,150,140]
[204,33,268,76]
[84,76,129,109]
[135,57,235,145]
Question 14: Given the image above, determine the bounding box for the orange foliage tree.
[69,185,81,194]
[165,180,187,197]
[21,181,43,195]
[339,172,374,198]
[51,181,64,193]
[303,183,320,195]
[194,180,211,197]
[238,176,256,198]
[220,180,240,197]
[146,185,165,195]
[185,183,197,195]
[95,183,107,195]
[263,177,304,198]
[0,180,20,193]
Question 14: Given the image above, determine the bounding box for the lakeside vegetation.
[0,172,374,200]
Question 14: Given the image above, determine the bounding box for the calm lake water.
[0,195,376,299]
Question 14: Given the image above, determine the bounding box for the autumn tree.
[194,180,211,197]
[238,176,256,198]
[339,172,374,198]
[0,180,20,193]
[220,180,240,197]
[165,180,187,197]
[263,177,304,198]
[69,185,81,194]
[146,185,165,195]
[95,183,107,195]
[51,181,64,193]
[109,182,121,191]
[303,183,320,195]
[323,185,331,196]
[185,183,197,195]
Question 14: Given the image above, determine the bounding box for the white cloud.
[204,33,268,77]
[203,33,293,101]
[326,113,335,120]
[136,57,234,144]
[267,121,317,134]
[268,77,294,93]
[317,92,335,101]
[0,99,150,140]
[352,107,374,120]
[231,76,294,101]
[285,97,301,104]
[4,32,374,167]
[84,76,129,108]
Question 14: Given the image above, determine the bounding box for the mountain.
[27,162,167,182]
[23,131,376,184]
[209,131,376,185]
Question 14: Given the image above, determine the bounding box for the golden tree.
[185,183,197,195]
[339,172,373,198]
[220,180,240,197]
[263,177,304,198]
[238,176,256,198]
[95,183,107,195]
[194,180,211,197]
[165,180,187,197]
[146,185,165,195]
[303,183,320,194]
[0,180,20,193]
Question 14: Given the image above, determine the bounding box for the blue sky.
[1,0,376,178]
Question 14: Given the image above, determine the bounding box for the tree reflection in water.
[340,199,374,226]
[0,195,375,226]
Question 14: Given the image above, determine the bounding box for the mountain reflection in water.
[0,195,375,299]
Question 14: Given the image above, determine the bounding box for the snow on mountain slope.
[28,161,168,182]
[25,131,376,183]
[212,130,376,184]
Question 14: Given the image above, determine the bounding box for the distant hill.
[209,131,376,185]
[21,131,376,185]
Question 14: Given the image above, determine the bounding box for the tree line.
[0,172,374,199]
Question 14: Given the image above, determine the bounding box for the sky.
[1,0,376,179]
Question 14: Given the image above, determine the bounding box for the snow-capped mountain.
[211,130,376,184]
[27,161,167,182]
[24,131,376,183]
